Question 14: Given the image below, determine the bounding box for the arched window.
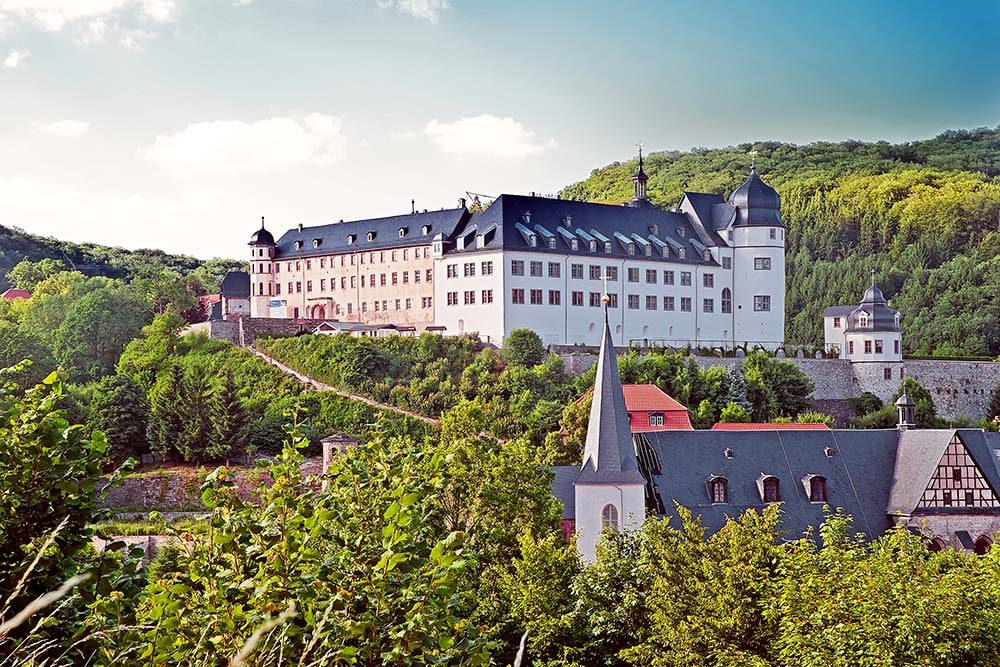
[763,476,780,503]
[927,538,946,552]
[602,504,619,531]
[710,478,728,504]
[809,476,827,503]
[721,288,732,314]
[975,536,992,555]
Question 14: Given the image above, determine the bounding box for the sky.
[1,0,999,260]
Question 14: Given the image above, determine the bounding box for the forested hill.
[0,224,243,292]
[560,127,1000,357]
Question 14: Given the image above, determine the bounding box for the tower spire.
[631,141,649,205]
[261,215,266,230]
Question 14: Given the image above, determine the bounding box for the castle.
[247,152,786,347]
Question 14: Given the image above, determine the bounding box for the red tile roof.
[574,384,693,431]
[1,289,30,300]
[710,422,830,431]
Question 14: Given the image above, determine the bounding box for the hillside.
[560,127,1000,356]
[0,224,244,292]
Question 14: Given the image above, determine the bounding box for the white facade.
[731,225,785,346]
[574,482,646,562]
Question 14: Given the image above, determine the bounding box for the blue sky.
[1,0,998,259]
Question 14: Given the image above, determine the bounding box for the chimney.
[298,223,303,232]
[411,199,416,214]
[459,197,467,209]
[895,393,915,430]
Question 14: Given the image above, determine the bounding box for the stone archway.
[310,304,326,320]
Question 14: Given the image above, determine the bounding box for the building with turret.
[247,152,786,347]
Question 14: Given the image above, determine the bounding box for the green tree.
[207,368,247,459]
[0,320,57,388]
[719,402,751,423]
[502,328,545,367]
[147,363,186,460]
[893,377,939,428]
[176,364,212,462]
[743,352,815,421]
[723,365,752,413]
[6,257,67,292]
[87,374,149,465]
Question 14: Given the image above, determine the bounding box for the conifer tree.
[177,364,212,462]
[147,363,185,460]
[207,369,247,460]
[724,365,752,413]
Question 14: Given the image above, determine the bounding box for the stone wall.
[905,360,1000,422]
[208,316,329,347]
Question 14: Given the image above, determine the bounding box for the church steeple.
[577,301,644,484]
[631,143,649,205]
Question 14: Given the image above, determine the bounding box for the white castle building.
[248,152,786,347]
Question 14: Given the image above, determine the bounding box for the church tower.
[728,161,786,348]
[574,306,648,562]
[248,217,276,318]
[629,144,651,207]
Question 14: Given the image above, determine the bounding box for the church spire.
[576,302,645,484]
[631,142,649,205]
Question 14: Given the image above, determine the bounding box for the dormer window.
[529,235,537,247]
[644,245,651,257]
[312,238,321,248]
[548,237,556,249]
[421,224,431,235]
[589,240,597,253]
[859,312,869,328]
[367,231,377,242]
[627,243,635,256]
[678,248,686,259]
[808,476,827,503]
[727,230,734,242]
[704,250,711,261]
[347,234,356,245]
[708,477,728,504]
[571,239,579,251]
[759,475,780,503]
[604,241,612,254]
[677,227,685,238]
[294,240,302,250]
[398,227,408,238]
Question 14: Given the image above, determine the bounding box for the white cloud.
[3,48,30,68]
[140,0,174,22]
[0,0,174,37]
[119,26,153,50]
[375,0,448,23]
[74,17,108,44]
[425,114,556,159]
[144,113,348,176]
[32,120,90,137]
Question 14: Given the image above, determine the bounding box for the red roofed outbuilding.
[1,289,30,301]
[574,384,693,432]
[711,422,830,431]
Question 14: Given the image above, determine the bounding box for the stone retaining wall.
[208,316,329,347]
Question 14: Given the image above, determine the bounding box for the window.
[463,290,475,305]
[402,272,409,284]
[627,294,639,309]
[809,477,827,503]
[530,289,543,305]
[833,317,841,328]
[894,340,900,354]
[530,261,543,277]
[703,298,714,313]
[511,260,525,276]
[296,282,302,293]
[664,296,675,311]
[548,289,561,305]
[589,292,601,307]
[446,264,457,278]
[722,288,732,314]
[361,302,367,313]
[601,504,619,531]
[859,315,869,327]
[571,263,584,279]
[405,298,411,309]
[769,228,777,240]
[482,261,494,276]
[572,291,584,306]
[607,294,618,308]
[875,340,883,354]
[722,257,732,270]
[645,295,657,310]
[604,241,612,254]
[482,290,494,304]
[422,296,433,308]
[296,261,301,271]
[680,297,692,312]
[306,280,313,292]
[953,467,962,483]
[711,478,728,504]
[395,299,401,310]
[884,367,892,380]
[463,262,475,277]
[664,270,675,285]
[754,295,771,312]
[306,260,312,270]
[678,248,685,259]
[627,268,639,283]
[391,273,398,285]
[275,284,281,295]
[864,340,872,354]
[606,267,618,281]
[942,491,952,506]
[680,271,692,286]
[414,271,421,283]
[703,273,714,288]
[627,243,635,255]
[966,491,976,507]
[648,414,664,426]
[645,269,657,284]
[426,269,433,282]
[512,289,525,304]
[548,262,561,278]
[763,477,780,503]
[447,292,458,306]
[754,257,772,271]
[588,265,601,280]
[320,279,326,291]
[849,341,854,354]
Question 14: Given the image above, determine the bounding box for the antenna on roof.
[261,216,265,230]
[411,199,415,214]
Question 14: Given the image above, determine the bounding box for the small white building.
[824,275,902,363]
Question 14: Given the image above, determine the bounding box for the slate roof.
[845,280,901,333]
[727,167,784,227]
[249,224,275,245]
[449,194,718,266]
[550,466,578,519]
[220,271,250,298]
[576,314,646,485]
[822,305,855,318]
[273,207,469,260]
[637,429,901,539]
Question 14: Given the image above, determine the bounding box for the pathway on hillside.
[248,347,440,425]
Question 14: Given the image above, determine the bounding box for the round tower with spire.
[728,156,786,348]
[630,143,650,207]
[249,217,277,317]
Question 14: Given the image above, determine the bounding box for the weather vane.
[748,148,759,170]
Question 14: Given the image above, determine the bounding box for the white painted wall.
[574,482,646,562]
[731,226,784,348]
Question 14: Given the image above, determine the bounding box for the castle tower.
[842,272,903,363]
[728,162,786,348]
[248,217,276,318]
[574,307,647,562]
